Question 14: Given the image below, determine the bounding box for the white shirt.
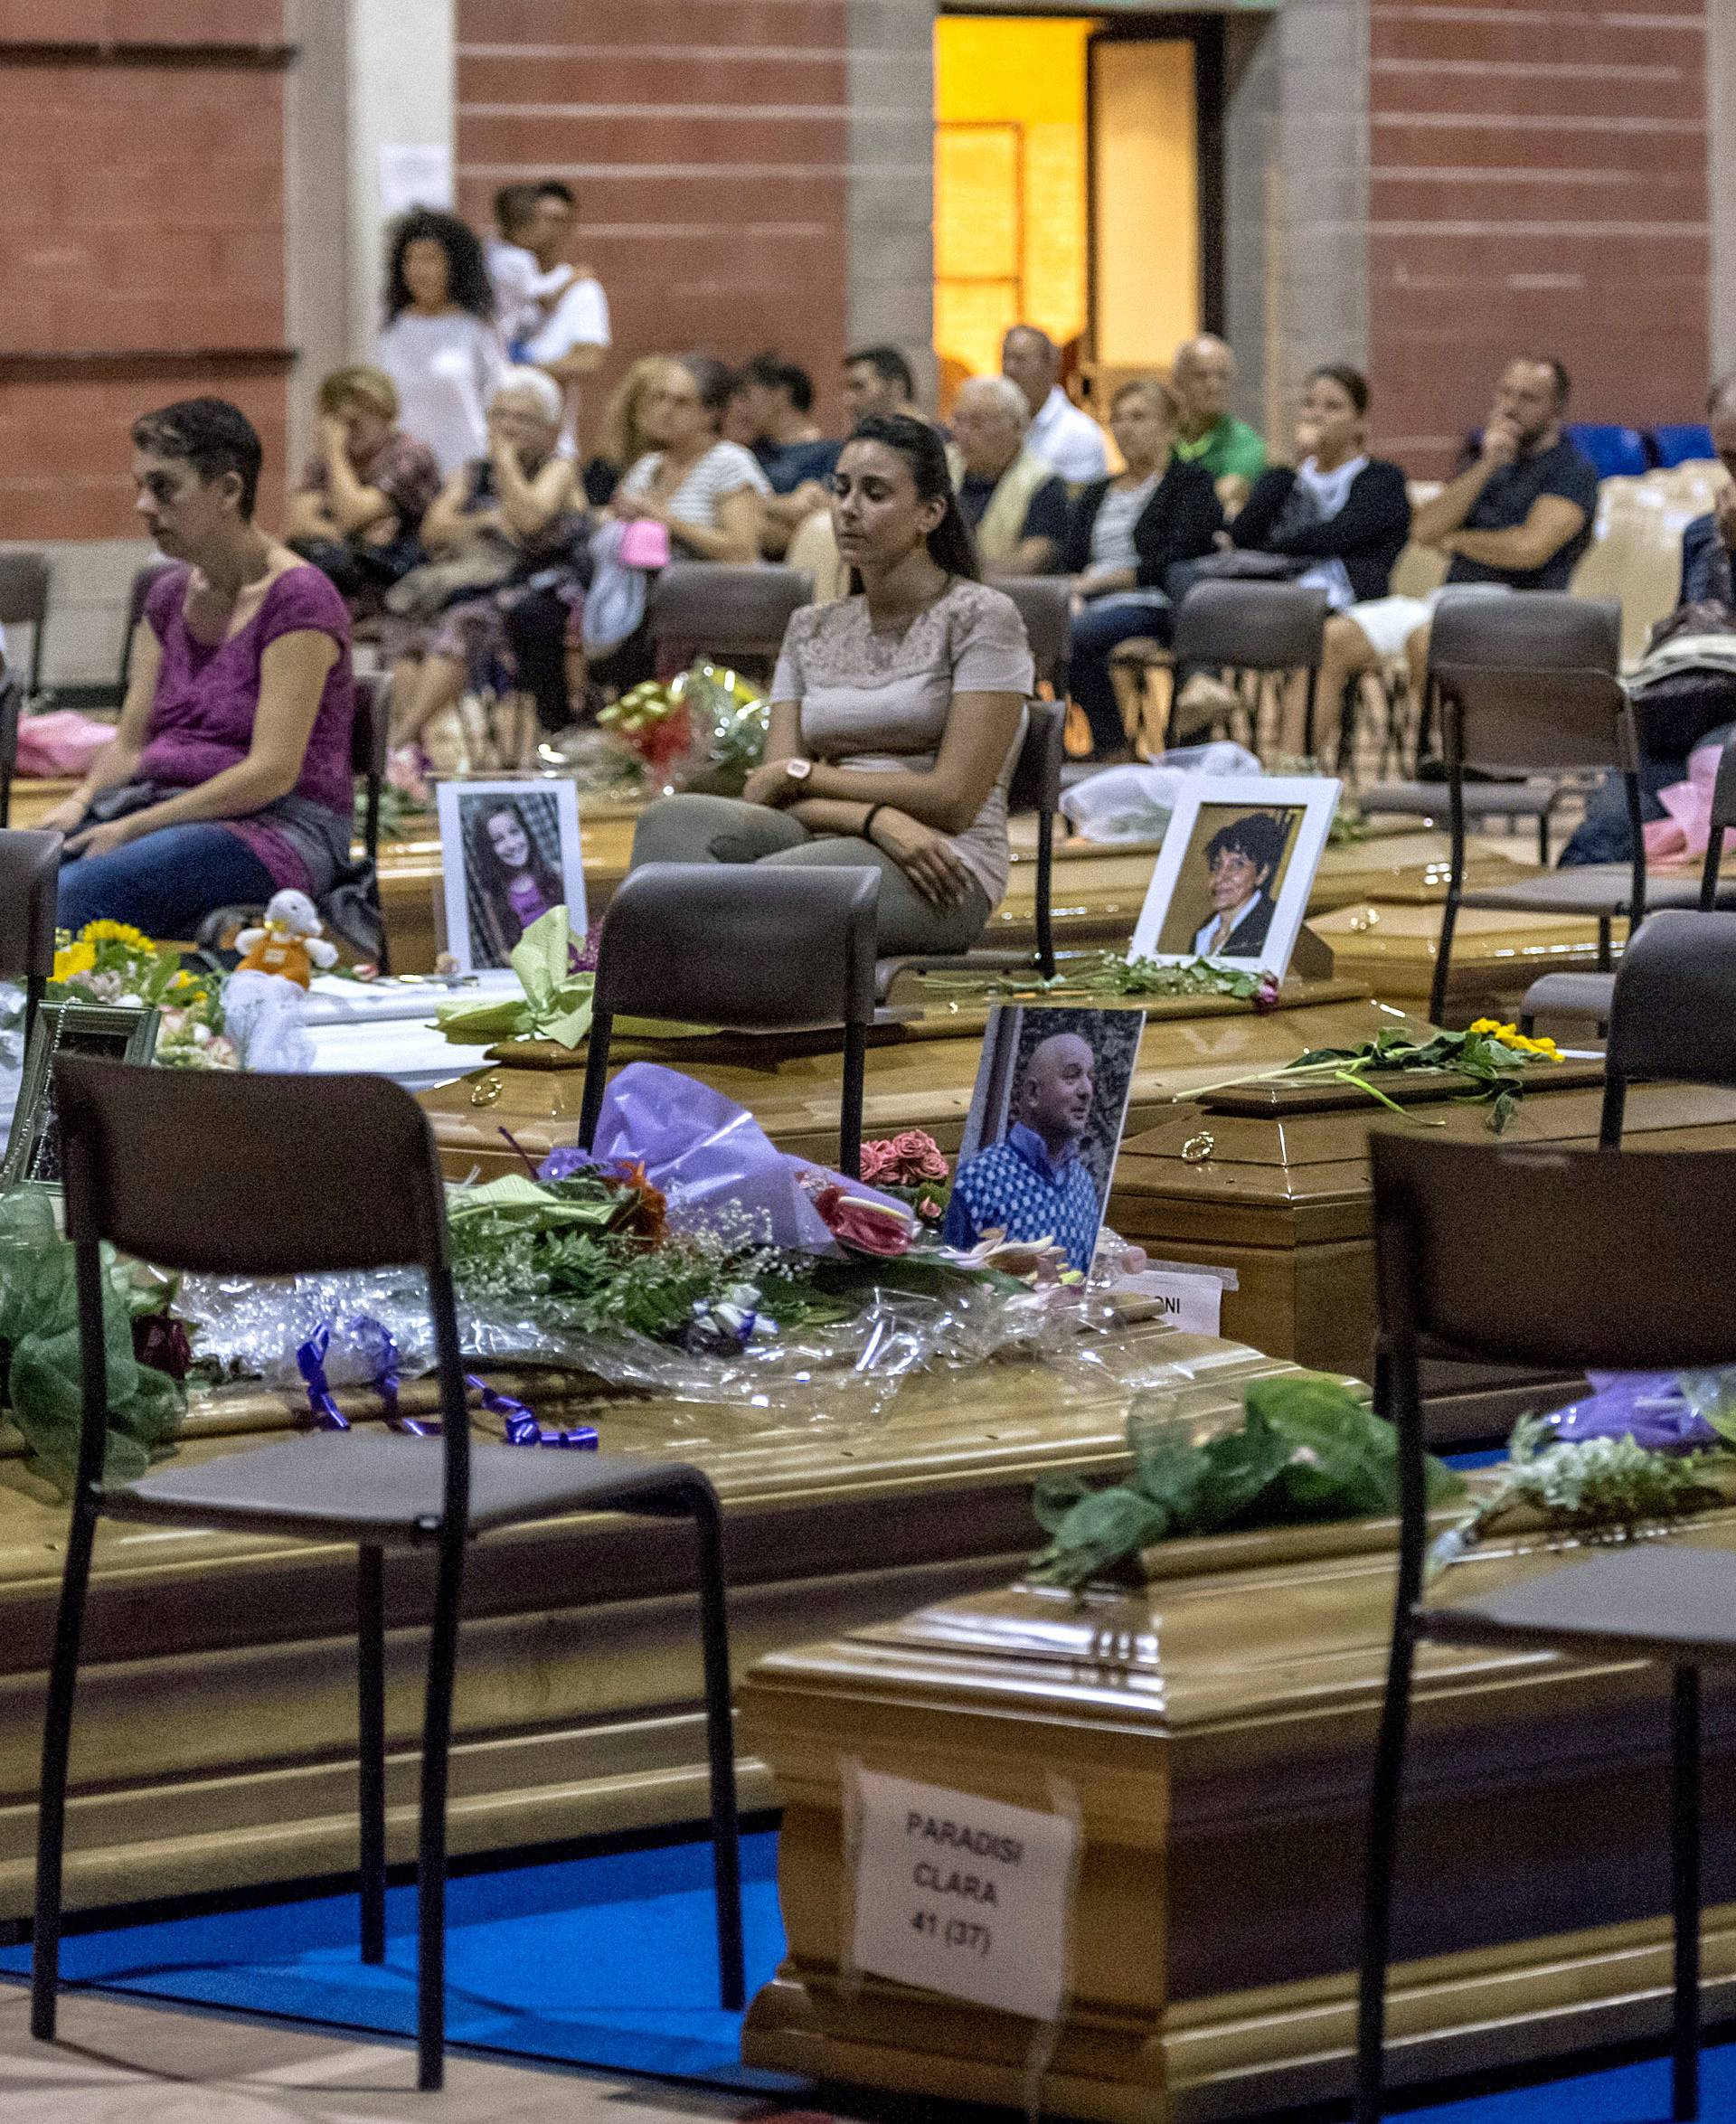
[485,236,576,350]
[373,312,507,478]
[523,277,611,454]
[1194,892,1270,958]
[1025,384,1109,484]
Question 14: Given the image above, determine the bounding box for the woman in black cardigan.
[1062,377,1222,759]
[1228,364,1410,757]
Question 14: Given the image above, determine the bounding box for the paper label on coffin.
[1116,1266,1227,1336]
[849,1768,1079,2022]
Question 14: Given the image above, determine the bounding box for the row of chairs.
[1360,904,1736,2121]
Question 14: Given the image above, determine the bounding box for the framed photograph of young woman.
[436,779,588,973]
[1128,774,1340,981]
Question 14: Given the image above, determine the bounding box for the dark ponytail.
[844,413,979,581]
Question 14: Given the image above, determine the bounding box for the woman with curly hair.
[1191,810,1293,958]
[373,209,506,477]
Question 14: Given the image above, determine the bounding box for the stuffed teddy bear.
[225,890,339,1071]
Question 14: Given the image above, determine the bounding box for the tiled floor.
[0,1983,769,2124]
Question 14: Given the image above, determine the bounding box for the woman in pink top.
[46,399,357,938]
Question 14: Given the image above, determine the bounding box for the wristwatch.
[784,758,813,785]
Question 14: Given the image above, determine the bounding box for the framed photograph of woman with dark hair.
[1129,774,1340,982]
[436,779,588,972]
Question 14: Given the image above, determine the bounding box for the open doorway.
[933,11,1220,413]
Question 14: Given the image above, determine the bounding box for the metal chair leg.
[689,1483,746,2010]
[1428,892,1459,1030]
[1672,1665,1702,2122]
[416,1532,466,2092]
[31,1493,101,2041]
[358,1543,388,1966]
[1354,1618,1418,2124]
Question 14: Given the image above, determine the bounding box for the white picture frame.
[435,778,588,974]
[1127,774,1341,980]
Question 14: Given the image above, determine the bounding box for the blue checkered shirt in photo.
[942,1123,1102,1271]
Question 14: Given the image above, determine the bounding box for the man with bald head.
[942,1030,1106,1270]
[1001,324,1109,484]
[947,375,1070,572]
[1171,335,1268,510]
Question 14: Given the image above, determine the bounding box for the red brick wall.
[0,1,288,541]
[1367,0,1709,477]
[455,0,851,439]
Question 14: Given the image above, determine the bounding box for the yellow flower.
[80,920,154,951]
[52,941,96,982]
[1467,1017,1561,1061]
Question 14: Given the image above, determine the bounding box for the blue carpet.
[1401,2042,1734,2121]
[0,1831,799,2090]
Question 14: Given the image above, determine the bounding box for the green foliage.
[1265,1021,1558,1133]
[1030,1370,1464,1592]
[920,954,1269,1005]
[1428,1414,1726,1573]
[0,1190,184,1493]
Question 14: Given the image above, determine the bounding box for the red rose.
[814,1185,915,1258]
[133,1314,193,1383]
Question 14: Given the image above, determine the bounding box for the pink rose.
[815,1185,914,1258]
[912,1147,950,1180]
[859,1140,894,1183]
[892,1129,940,1166]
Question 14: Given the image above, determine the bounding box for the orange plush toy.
[233,890,338,990]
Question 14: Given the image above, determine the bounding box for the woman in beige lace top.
[630,414,1033,954]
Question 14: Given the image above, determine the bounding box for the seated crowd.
[42,172,1734,959]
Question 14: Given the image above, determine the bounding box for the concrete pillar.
[847,0,937,403]
[283,0,455,467]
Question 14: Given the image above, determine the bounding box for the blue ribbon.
[297,1317,437,1436]
[467,1374,599,1449]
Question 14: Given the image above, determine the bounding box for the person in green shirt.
[1171,335,1268,514]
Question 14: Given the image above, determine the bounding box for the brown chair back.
[0,827,59,985]
[1599,908,1736,1144]
[1008,697,1066,817]
[580,862,880,1171]
[1171,581,1329,673]
[1373,1130,1736,1377]
[647,564,813,663]
[118,559,175,697]
[0,552,50,696]
[0,675,20,828]
[986,576,1073,695]
[1429,590,1627,772]
[53,1059,450,1279]
[592,861,878,1032]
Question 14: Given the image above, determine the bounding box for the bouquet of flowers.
[858,1130,952,1225]
[51,920,236,1069]
[599,660,769,793]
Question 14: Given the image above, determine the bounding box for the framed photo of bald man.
[941,1005,1146,1273]
[1128,774,1341,981]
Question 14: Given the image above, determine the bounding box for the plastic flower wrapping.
[171,1063,1157,1433]
[597,660,769,794]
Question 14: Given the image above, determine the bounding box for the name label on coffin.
[1117,1265,1229,1337]
[850,1769,1078,2021]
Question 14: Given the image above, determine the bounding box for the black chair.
[1358,773,1567,865]
[0,674,20,829]
[579,862,879,1177]
[35,1062,744,2092]
[117,559,175,703]
[1169,580,1331,755]
[873,698,1068,996]
[1421,593,1639,1027]
[986,575,1073,700]
[646,563,813,671]
[1358,1129,1736,2123]
[351,675,391,972]
[1597,907,1736,1145]
[0,826,59,1048]
[1520,729,1736,1035]
[0,552,51,703]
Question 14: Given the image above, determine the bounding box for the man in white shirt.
[485,184,576,354]
[512,182,610,450]
[1002,324,1108,485]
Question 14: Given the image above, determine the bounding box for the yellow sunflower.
[80,920,155,951]
[52,941,97,982]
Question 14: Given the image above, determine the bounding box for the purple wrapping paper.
[542,1062,910,1254]
[1542,1372,1720,1452]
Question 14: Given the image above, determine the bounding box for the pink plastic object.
[15,711,113,779]
[618,518,672,569]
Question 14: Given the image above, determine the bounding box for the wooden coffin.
[1107,1072,1736,1405]
[1310,898,1623,1016]
[741,1506,1736,2122]
[0,1319,1300,1924]
[420,982,1390,1179]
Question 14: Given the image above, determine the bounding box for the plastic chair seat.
[1361,779,1561,820]
[1519,970,1615,1024]
[1461,868,1706,915]
[107,1432,702,1543]
[1420,1543,1736,1668]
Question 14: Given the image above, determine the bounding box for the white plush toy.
[224,889,338,1072]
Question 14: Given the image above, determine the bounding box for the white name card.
[850,1770,1079,2022]
[1118,1266,1227,1336]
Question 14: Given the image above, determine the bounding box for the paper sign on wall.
[379,142,454,217]
[850,1769,1079,2022]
